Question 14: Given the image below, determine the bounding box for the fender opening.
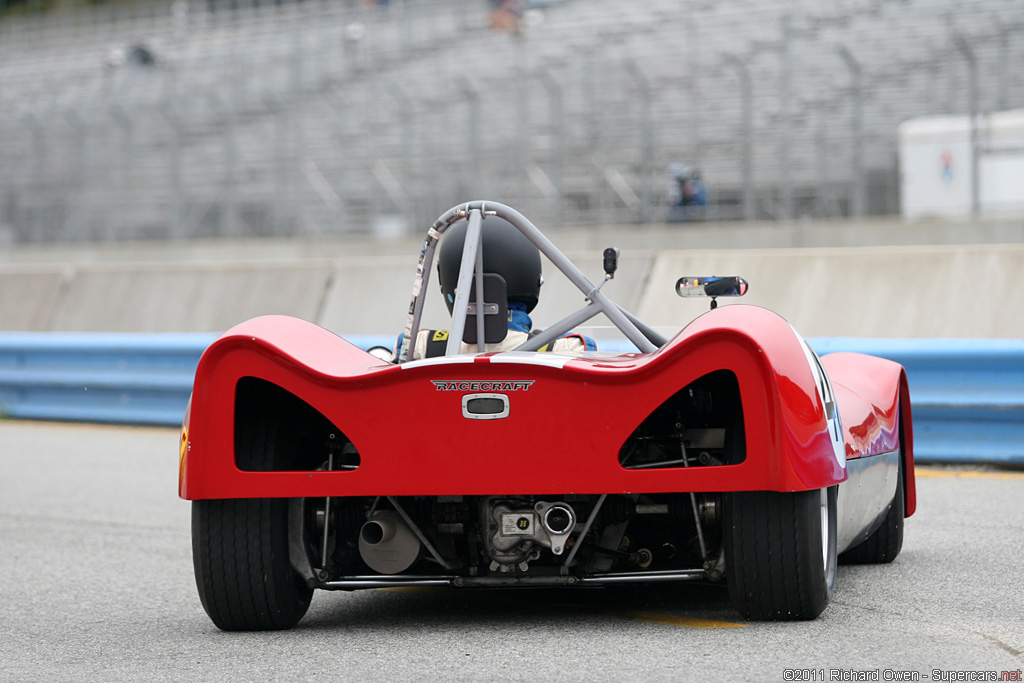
[619,369,745,469]
[233,377,360,472]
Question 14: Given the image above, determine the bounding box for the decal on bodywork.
[432,380,535,392]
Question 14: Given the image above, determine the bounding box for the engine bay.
[301,490,725,590]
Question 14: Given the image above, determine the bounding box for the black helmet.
[437,216,542,313]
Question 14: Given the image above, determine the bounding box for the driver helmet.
[437,216,542,314]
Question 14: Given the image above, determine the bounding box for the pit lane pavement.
[1,421,1020,681]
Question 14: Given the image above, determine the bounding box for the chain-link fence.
[1,0,1022,243]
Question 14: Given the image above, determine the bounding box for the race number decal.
[794,327,846,469]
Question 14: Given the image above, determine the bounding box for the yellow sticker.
[432,330,450,342]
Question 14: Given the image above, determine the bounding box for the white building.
[899,109,1024,218]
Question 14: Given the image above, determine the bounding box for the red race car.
[180,201,914,630]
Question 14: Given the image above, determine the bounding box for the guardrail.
[0,333,392,427]
[1,333,1021,465]
[0,333,214,426]
[813,338,1024,466]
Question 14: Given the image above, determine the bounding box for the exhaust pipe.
[543,504,575,535]
[358,510,422,574]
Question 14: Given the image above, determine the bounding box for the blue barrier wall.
[813,338,1024,466]
[1,333,1021,465]
[0,333,392,427]
[0,333,215,426]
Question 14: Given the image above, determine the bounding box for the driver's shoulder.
[410,329,595,359]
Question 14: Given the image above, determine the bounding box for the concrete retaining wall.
[0,268,66,331]
[2,225,1022,338]
[0,245,660,337]
[47,262,336,333]
[638,244,1024,339]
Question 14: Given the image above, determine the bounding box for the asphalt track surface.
[1,421,1022,682]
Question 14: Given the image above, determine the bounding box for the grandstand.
[1,0,1021,242]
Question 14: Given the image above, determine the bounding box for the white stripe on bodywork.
[399,355,476,370]
[488,352,575,368]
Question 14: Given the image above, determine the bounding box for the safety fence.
[1,333,1020,465]
[4,0,1024,244]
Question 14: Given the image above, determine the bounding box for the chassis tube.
[320,569,709,591]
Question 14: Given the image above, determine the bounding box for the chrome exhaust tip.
[543,504,575,535]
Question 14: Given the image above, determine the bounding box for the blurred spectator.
[489,0,523,34]
[104,42,158,71]
[666,163,708,222]
[127,43,157,69]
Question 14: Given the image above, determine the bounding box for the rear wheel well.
[233,377,358,472]
[619,369,745,469]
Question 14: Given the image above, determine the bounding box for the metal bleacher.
[1,0,1022,242]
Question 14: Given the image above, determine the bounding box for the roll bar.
[398,201,662,364]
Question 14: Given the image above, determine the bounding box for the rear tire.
[191,397,314,631]
[192,498,312,631]
[724,487,837,621]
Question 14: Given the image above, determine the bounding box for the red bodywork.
[823,352,916,516]
[179,304,914,513]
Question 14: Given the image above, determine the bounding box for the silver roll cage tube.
[398,201,665,363]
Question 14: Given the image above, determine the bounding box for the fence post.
[997,23,1008,112]
[384,80,416,233]
[687,10,701,165]
[779,13,792,220]
[624,59,653,224]
[457,75,482,200]
[726,55,755,222]
[583,52,602,224]
[322,91,350,233]
[206,92,238,237]
[814,100,833,218]
[25,111,45,190]
[157,103,184,240]
[22,112,46,242]
[109,104,134,238]
[516,39,530,214]
[290,31,306,234]
[838,45,865,218]
[955,35,980,217]
[263,92,289,236]
[535,67,565,226]
[62,107,88,241]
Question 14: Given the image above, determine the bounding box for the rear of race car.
[177,301,908,630]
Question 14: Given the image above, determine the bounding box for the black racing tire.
[192,498,313,631]
[839,453,905,565]
[724,486,837,621]
[191,393,314,631]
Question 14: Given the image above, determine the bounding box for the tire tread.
[725,489,835,621]
[191,406,312,631]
